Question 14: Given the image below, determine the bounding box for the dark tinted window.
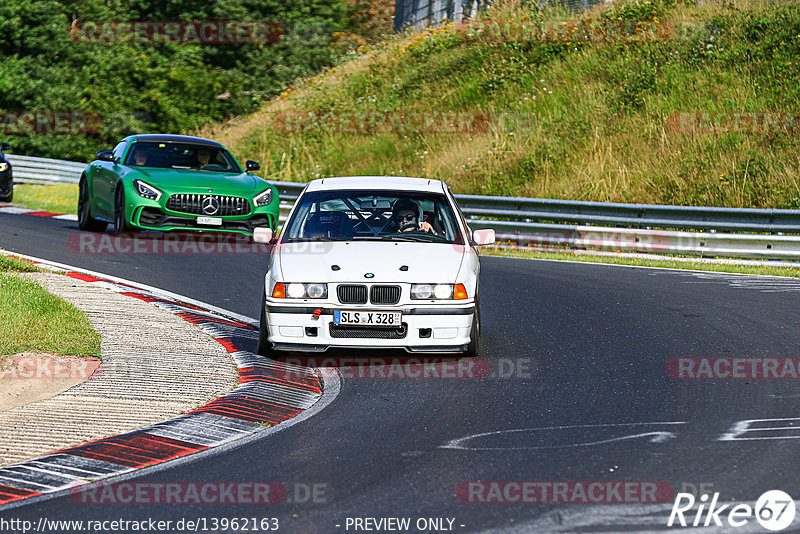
[124,142,241,172]
[283,190,464,244]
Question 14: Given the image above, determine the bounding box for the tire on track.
[77,176,108,232]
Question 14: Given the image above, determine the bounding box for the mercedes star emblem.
[202,196,220,215]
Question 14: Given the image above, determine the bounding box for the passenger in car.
[131,147,149,166]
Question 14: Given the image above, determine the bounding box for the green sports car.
[78,134,278,235]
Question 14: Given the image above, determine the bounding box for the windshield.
[282,190,465,244]
[124,142,242,172]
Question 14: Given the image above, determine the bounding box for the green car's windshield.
[124,142,242,173]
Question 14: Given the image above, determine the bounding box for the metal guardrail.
[7,155,85,185]
[393,0,609,31]
[9,156,800,260]
[265,180,800,261]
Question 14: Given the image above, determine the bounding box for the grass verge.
[0,263,101,358]
[483,247,800,278]
[12,183,78,215]
[0,255,44,273]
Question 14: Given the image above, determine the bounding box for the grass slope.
[202,0,800,209]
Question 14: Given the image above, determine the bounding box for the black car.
[0,142,12,202]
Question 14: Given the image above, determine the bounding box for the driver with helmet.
[391,198,436,234]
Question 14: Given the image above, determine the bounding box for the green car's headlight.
[133,179,161,201]
[254,189,273,207]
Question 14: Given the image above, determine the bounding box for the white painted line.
[490,244,800,269]
[441,422,687,451]
[52,214,78,221]
[492,252,800,280]
[0,206,34,215]
[0,250,258,326]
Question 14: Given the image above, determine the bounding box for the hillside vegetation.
[0,0,393,161]
[203,0,800,208]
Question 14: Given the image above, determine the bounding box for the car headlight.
[0,163,8,172]
[411,283,469,300]
[254,189,273,207]
[272,282,327,299]
[133,179,161,201]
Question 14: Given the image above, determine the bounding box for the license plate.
[197,216,222,226]
[334,310,402,326]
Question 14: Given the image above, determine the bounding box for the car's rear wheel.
[257,292,274,357]
[114,186,130,232]
[77,177,108,232]
[465,295,481,357]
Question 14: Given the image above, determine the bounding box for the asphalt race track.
[3,211,800,533]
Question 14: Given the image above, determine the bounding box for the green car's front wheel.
[77,177,108,232]
[114,187,131,232]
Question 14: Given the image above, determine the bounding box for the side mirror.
[472,229,496,246]
[246,160,260,171]
[97,150,115,162]
[253,227,273,244]
[0,142,11,152]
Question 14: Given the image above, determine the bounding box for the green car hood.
[129,168,265,195]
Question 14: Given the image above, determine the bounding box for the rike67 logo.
[668,490,796,531]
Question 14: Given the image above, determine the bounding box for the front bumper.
[134,207,275,235]
[264,303,474,352]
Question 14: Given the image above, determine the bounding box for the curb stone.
[0,258,324,507]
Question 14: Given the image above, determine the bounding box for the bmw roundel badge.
[364,273,375,278]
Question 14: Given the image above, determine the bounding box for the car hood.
[277,241,466,283]
[128,168,263,194]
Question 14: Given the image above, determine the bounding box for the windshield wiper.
[380,234,428,242]
[286,237,342,243]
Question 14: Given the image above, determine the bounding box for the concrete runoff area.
[0,273,238,466]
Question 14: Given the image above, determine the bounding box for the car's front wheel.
[465,296,481,358]
[77,177,108,232]
[0,189,12,203]
[257,292,274,357]
[114,186,130,232]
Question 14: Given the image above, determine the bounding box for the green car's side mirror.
[246,160,260,171]
[97,150,115,162]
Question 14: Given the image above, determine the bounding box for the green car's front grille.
[166,194,251,216]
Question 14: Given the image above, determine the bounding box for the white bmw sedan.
[253,176,495,356]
